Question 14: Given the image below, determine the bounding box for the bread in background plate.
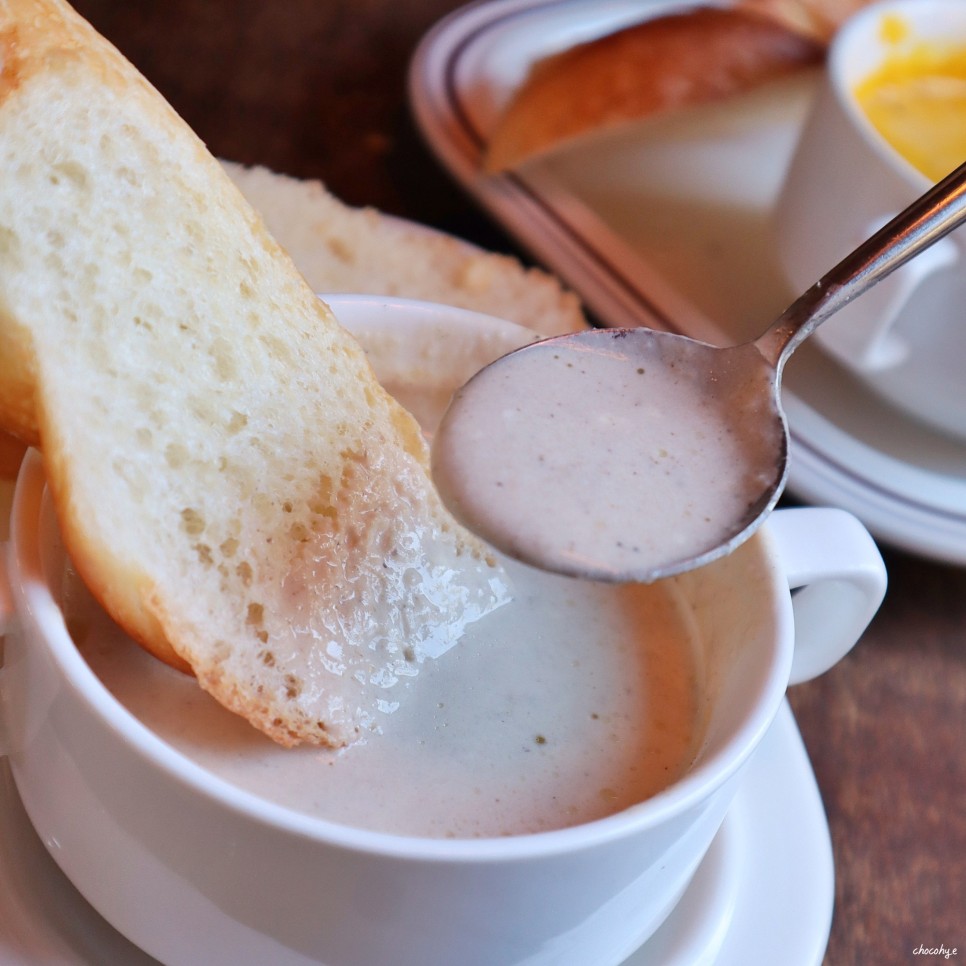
[0,0,510,747]
[484,0,877,172]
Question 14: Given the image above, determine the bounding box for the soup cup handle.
[767,508,887,685]
[813,227,957,372]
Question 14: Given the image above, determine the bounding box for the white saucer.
[409,0,966,565]
[624,701,832,966]
[0,700,830,965]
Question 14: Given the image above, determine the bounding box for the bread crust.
[484,5,827,172]
[0,0,252,670]
[0,0,117,443]
[0,0,210,445]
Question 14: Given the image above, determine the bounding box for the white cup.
[0,297,886,966]
[773,0,966,440]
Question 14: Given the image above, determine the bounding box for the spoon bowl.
[433,160,966,582]
[432,329,785,582]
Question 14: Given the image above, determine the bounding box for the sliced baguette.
[0,159,586,449]
[484,4,828,172]
[0,0,508,747]
[222,161,586,336]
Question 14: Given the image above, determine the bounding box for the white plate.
[0,699,830,966]
[409,0,966,565]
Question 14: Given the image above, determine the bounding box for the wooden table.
[49,1,966,962]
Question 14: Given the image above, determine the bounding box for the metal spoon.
[431,161,966,583]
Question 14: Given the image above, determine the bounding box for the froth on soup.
[63,558,702,838]
[57,354,706,840]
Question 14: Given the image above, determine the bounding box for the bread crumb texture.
[222,162,587,336]
[0,0,508,747]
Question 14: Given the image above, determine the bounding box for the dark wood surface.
[60,2,966,963]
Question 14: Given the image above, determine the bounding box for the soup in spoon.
[431,329,782,583]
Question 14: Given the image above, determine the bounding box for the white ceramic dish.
[0,296,885,966]
[0,701,830,966]
[409,0,966,565]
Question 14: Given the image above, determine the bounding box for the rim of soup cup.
[6,299,794,864]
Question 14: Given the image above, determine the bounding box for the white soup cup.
[0,296,886,965]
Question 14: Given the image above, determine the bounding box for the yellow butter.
[854,17,966,182]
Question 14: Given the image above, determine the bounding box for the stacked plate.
[409,0,966,566]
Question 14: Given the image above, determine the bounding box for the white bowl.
[0,296,886,965]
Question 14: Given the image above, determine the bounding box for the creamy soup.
[64,556,702,838]
[855,17,966,182]
[57,329,707,839]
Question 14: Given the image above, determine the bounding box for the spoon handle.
[757,159,966,370]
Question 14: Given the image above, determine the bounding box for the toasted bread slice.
[0,159,586,446]
[0,0,508,747]
[484,5,826,172]
[223,162,587,336]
